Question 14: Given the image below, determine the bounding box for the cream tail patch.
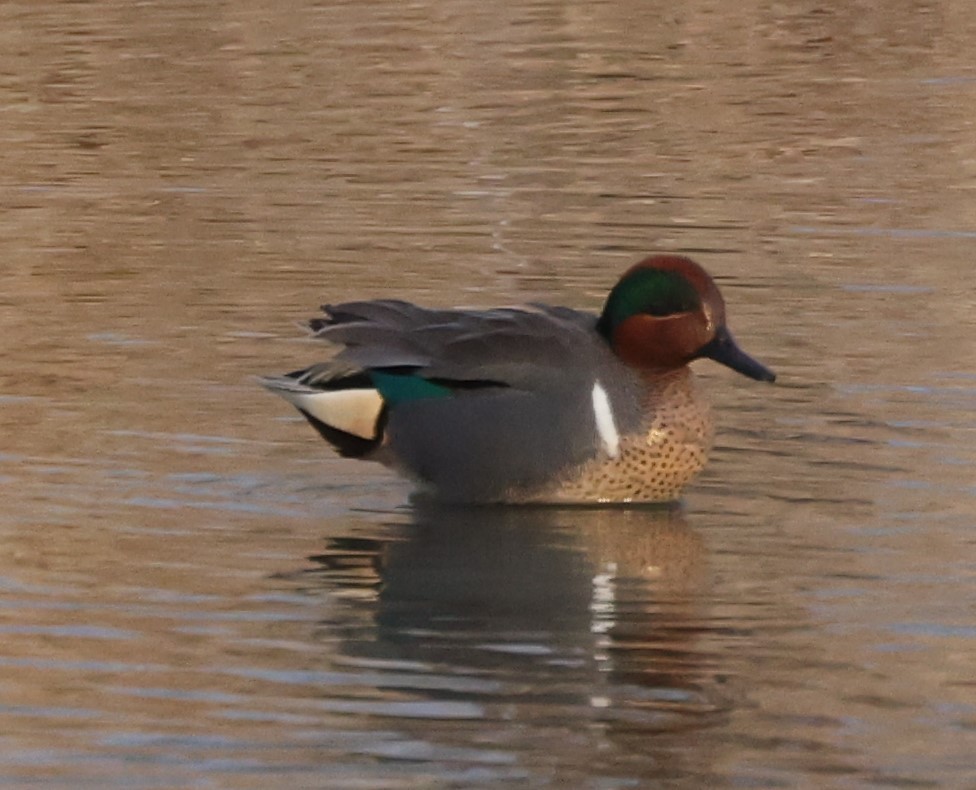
[278,387,383,440]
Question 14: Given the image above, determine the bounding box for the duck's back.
[267,301,649,502]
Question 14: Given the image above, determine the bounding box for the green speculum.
[596,269,701,340]
[369,370,452,404]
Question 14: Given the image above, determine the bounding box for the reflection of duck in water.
[264,255,774,503]
[299,505,731,778]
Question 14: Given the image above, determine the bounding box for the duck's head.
[596,254,776,382]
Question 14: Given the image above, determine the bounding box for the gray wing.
[301,300,605,389]
[273,299,646,500]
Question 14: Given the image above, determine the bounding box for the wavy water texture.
[1,1,976,787]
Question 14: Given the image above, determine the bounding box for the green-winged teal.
[263,254,775,503]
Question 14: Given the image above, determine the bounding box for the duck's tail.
[260,375,385,458]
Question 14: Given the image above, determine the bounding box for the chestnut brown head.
[596,254,775,382]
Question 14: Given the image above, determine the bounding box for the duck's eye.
[637,270,701,316]
[598,269,701,338]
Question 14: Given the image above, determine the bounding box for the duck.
[262,254,775,504]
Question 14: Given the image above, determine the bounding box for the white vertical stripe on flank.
[591,381,620,458]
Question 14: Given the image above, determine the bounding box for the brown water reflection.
[299,505,718,785]
[2,0,976,787]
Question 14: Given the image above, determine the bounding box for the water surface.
[2,1,976,787]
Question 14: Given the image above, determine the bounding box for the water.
[2,1,976,787]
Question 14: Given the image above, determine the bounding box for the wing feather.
[305,301,601,388]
